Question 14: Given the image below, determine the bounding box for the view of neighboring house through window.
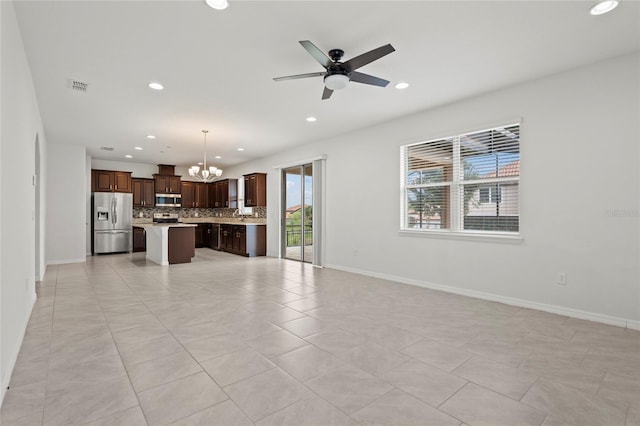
[401,123,520,234]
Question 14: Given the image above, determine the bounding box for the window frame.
[400,122,522,240]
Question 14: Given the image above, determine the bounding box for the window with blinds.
[401,123,520,234]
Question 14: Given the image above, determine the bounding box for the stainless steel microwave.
[155,193,181,207]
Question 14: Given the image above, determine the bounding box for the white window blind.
[401,123,520,234]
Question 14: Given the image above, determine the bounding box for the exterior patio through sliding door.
[282,164,313,263]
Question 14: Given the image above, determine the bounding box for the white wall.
[91,159,219,183]
[91,159,159,179]
[86,155,92,255]
[0,0,47,404]
[224,53,640,327]
[46,143,86,264]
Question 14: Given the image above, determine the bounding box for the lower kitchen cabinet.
[220,224,234,252]
[195,223,211,248]
[219,224,266,257]
[133,227,146,252]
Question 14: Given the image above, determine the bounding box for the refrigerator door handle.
[111,197,117,224]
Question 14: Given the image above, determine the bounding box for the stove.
[153,213,179,224]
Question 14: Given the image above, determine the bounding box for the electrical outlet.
[557,272,567,285]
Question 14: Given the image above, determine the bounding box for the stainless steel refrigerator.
[93,192,133,254]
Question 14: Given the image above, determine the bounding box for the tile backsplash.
[133,206,266,219]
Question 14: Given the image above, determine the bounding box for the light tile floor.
[2,249,639,426]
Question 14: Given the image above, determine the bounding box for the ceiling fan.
[273,40,396,100]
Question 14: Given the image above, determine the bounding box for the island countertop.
[138,223,197,228]
[133,218,266,226]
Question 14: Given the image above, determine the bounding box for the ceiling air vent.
[100,146,114,151]
[68,79,89,92]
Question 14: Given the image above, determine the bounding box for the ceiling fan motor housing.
[328,49,345,62]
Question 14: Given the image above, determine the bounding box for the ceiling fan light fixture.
[205,0,228,10]
[590,0,618,15]
[324,74,350,91]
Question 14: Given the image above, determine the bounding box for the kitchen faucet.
[233,208,245,221]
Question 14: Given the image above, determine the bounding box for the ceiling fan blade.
[350,71,390,88]
[273,72,326,82]
[322,87,333,100]
[344,44,395,71]
[300,40,332,68]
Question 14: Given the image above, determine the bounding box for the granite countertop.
[133,218,267,226]
[139,223,197,228]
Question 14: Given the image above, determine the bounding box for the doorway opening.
[282,164,313,263]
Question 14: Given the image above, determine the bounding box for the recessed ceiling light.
[146,135,156,139]
[215,156,222,159]
[306,116,317,122]
[134,147,143,150]
[590,0,619,15]
[237,148,245,151]
[395,82,410,90]
[147,82,164,90]
[125,155,133,158]
[205,0,228,10]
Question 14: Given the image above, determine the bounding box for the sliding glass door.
[282,164,313,263]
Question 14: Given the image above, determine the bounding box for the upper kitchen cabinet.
[92,170,132,193]
[211,179,237,208]
[154,174,181,194]
[243,173,267,207]
[195,183,208,208]
[181,182,208,208]
[181,181,195,208]
[132,178,155,207]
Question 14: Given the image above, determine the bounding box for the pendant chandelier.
[189,130,222,182]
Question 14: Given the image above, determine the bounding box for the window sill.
[398,229,523,244]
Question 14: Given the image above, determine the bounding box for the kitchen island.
[141,223,197,266]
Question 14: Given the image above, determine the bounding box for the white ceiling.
[14,0,640,169]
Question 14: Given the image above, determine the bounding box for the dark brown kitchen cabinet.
[195,223,210,248]
[133,227,146,252]
[195,183,208,208]
[220,224,266,257]
[154,175,181,194]
[243,173,267,207]
[181,181,195,208]
[132,178,155,207]
[232,225,246,254]
[182,182,208,208]
[220,224,234,251]
[92,170,132,193]
[210,179,237,208]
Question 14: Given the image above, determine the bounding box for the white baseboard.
[627,320,640,331]
[325,263,635,330]
[47,257,86,265]
[0,291,37,407]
